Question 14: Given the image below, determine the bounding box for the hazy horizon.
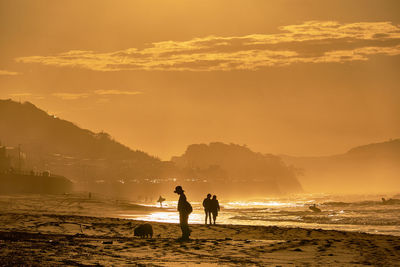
[1,0,399,160]
[2,98,398,161]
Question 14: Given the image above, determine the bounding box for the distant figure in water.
[157,196,166,207]
[174,186,192,240]
[309,204,321,213]
[381,198,400,205]
[210,195,220,225]
[202,193,212,225]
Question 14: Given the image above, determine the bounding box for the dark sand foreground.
[0,195,400,266]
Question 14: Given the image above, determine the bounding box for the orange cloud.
[0,70,19,75]
[52,93,90,100]
[16,21,400,71]
[9,93,32,97]
[52,90,142,100]
[94,90,143,95]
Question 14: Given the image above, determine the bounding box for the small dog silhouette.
[309,204,321,213]
[134,223,153,238]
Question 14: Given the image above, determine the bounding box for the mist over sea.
[123,194,400,236]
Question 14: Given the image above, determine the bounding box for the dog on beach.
[134,223,153,238]
[309,204,321,213]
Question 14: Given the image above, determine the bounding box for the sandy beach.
[0,194,399,266]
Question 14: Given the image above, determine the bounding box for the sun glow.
[123,212,204,224]
[225,201,303,208]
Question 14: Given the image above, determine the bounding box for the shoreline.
[1,211,400,266]
[1,194,400,265]
[1,193,400,237]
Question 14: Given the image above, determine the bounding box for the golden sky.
[1,0,399,159]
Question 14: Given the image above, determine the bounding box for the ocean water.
[120,194,400,236]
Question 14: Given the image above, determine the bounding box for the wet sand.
[0,195,400,266]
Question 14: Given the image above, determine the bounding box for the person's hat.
[174,186,184,193]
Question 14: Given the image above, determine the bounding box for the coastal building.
[0,144,11,173]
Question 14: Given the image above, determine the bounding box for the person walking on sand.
[202,193,212,225]
[174,186,192,240]
[210,195,220,225]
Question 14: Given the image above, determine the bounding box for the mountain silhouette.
[0,99,302,197]
[172,142,303,194]
[281,139,400,193]
[0,99,164,186]
[0,99,157,161]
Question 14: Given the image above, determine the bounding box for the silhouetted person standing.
[174,186,191,240]
[157,195,166,207]
[202,193,212,225]
[210,195,220,225]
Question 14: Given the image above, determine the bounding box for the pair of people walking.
[203,194,220,225]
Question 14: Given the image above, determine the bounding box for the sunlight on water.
[225,201,303,208]
[148,212,203,224]
[121,211,205,224]
[119,194,400,236]
[137,201,177,208]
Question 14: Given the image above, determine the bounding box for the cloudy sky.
[1,0,399,159]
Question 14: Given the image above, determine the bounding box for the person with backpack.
[174,185,192,240]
